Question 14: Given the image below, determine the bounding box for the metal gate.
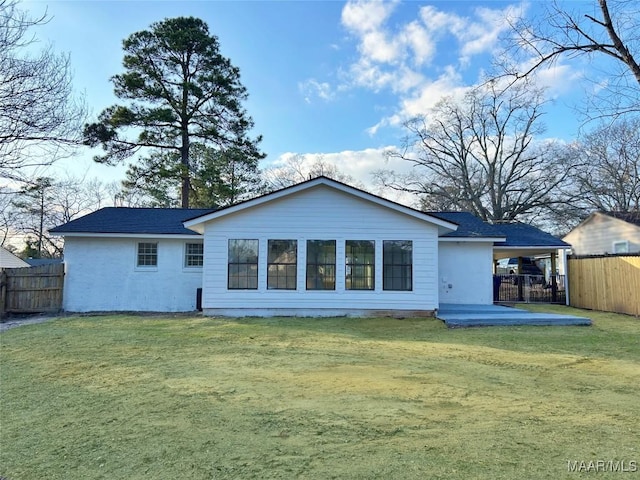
[493,274,566,304]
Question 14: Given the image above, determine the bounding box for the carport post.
[550,253,557,302]
[563,249,570,306]
[517,257,524,301]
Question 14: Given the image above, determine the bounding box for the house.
[0,247,30,270]
[50,177,568,316]
[563,211,640,255]
[50,207,214,312]
[24,258,64,267]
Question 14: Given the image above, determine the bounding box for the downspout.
[563,248,570,306]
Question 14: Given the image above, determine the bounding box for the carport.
[492,223,572,304]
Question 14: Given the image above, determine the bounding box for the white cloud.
[400,20,436,67]
[298,79,336,103]
[418,6,464,34]
[265,147,418,205]
[398,66,467,120]
[307,0,582,150]
[360,30,400,63]
[337,1,531,135]
[341,0,399,34]
[525,61,581,98]
[456,5,524,65]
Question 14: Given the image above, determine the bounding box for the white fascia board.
[493,245,571,259]
[50,232,202,239]
[439,236,506,243]
[184,177,458,233]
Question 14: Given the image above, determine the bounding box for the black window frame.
[228,239,259,290]
[345,240,375,290]
[267,239,298,290]
[383,240,413,291]
[306,240,336,290]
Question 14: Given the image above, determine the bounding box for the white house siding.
[1,247,29,269]
[563,214,640,255]
[438,241,494,305]
[200,186,440,316]
[62,237,203,312]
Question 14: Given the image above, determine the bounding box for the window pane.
[228,239,258,290]
[383,240,412,291]
[267,240,297,290]
[306,240,336,290]
[346,240,375,290]
[137,242,157,267]
[229,239,258,264]
[185,242,204,267]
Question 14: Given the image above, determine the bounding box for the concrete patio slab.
[437,304,592,328]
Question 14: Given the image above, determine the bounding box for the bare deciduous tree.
[502,0,640,120]
[10,174,113,257]
[0,186,18,246]
[375,80,580,224]
[263,154,363,191]
[0,0,85,183]
[571,117,640,212]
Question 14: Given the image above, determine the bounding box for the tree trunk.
[181,137,190,208]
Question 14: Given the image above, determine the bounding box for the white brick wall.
[62,237,203,312]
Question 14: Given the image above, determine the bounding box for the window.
[137,242,157,267]
[268,240,297,289]
[383,240,412,291]
[185,242,204,267]
[228,239,258,289]
[346,240,375,290]
[306,240,336,290]
[613,240,629,254]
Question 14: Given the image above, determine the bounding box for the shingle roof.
[428,212,505,238]
[604,211,640,227]
[431,212,569,247]
[49,207,215,235]
[49,202,568,250]
[493,222,570,248]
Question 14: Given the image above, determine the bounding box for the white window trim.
[612,240,629,254]
[184,242,204,269]
[134,241,158,272]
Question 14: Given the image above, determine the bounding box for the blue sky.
[23,0,596,198]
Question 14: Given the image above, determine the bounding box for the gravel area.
[0,314,59,332]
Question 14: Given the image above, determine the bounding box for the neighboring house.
[50,177,567,315]
[24,258,63,267]
[0,247,30,270]
[563,211,640,255]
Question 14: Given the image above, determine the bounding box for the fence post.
[0,270,7,320]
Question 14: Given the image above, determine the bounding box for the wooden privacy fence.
[568,254,640,316]
[0,263,64,317]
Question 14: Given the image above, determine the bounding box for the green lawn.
[1,306,638,479]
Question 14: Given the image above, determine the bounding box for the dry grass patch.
[1,308,639,479]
